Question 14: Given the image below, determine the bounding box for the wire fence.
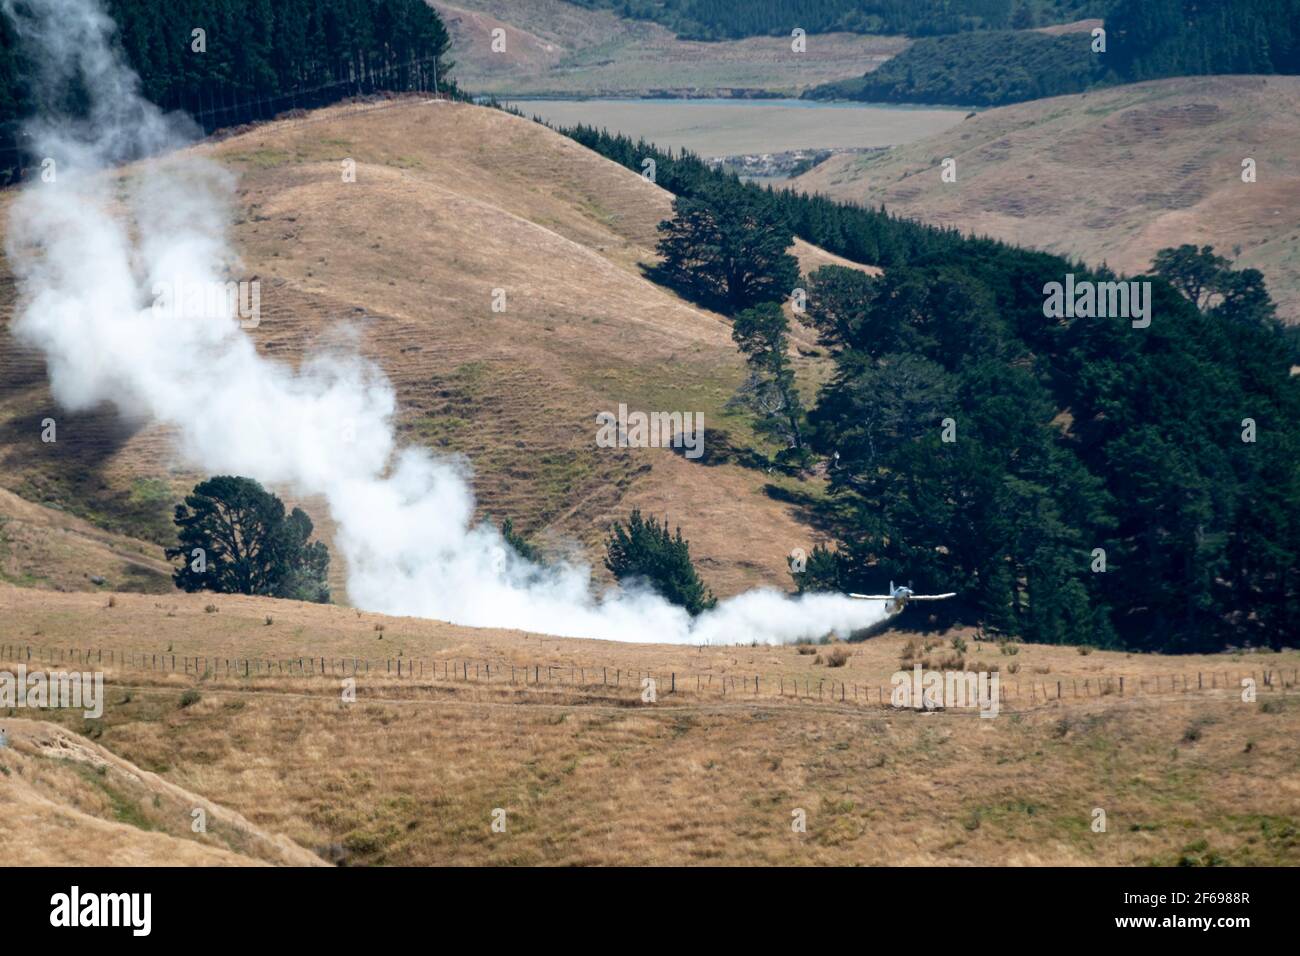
[2,642,1293,712]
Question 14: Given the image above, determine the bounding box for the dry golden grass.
[0,718,324,865]
[794,75,1300,322]
[0,488,171,594]
[4,583,1298,866]
[0,98,859,600]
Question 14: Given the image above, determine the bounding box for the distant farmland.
[502,98,968,158]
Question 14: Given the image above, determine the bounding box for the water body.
[501,97,969,159]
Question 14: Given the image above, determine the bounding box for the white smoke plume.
[3,0,888,644]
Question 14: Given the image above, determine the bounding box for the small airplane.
[850,582,956,617]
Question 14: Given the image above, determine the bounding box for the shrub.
[950,636,967,655]
[498,516,541,564]
[204,604,218,613]
[790,543,845,594]
[604,509,716,616]
[179,690,201,709]
[825,646,850,668]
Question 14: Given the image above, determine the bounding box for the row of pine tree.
[555,121,1300,653]
[0,0,452,179]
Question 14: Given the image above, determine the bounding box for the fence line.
[1,642,1293,711]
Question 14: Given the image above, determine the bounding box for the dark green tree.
[790,543,846,594]
[604,508,717,616]
[730,302,808,462]
[648,182,799,315]
[499,516,540,564]
[811,352,955,479]
[562,120,1300,652]
[0,0,455,182]
[1150,244,1231,311]
[166,476,330,602]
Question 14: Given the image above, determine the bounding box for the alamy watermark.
[596,403,704,460]
[890,663,1000,718]
[1043,274,1151,329]
[0,665,104,718]
[151,277,261,329]
[50,886,150,936]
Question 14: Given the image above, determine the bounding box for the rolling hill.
[792,76,1300,321]
[0,97,866,601]
[432,0,905,96]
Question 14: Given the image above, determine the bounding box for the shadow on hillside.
[0,405,175,543]
[667,427,768,469]
[761,481,848,539]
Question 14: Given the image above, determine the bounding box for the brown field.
[793,75,1300,322]
[433,0,906,97]
[3,584,1298,866]
[0,97,865,602]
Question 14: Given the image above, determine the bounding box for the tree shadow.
[667,427,768,469]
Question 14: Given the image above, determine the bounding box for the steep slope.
[793,76,1300,321]
[0,98,859,600]
[0,718,326,865]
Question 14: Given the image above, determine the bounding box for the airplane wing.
[908,593,956,601]
[849,593,894,600]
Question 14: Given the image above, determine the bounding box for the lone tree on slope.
[166,475,331,603]
[648,181,799,316]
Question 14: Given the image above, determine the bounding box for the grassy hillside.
[793,76,1300,321]
[4,583,1297,865]
[0,98,869,601]
[433,0,905,95]
[0,488,171,593]
[568,0,1112,41]
[0,717,326,865]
